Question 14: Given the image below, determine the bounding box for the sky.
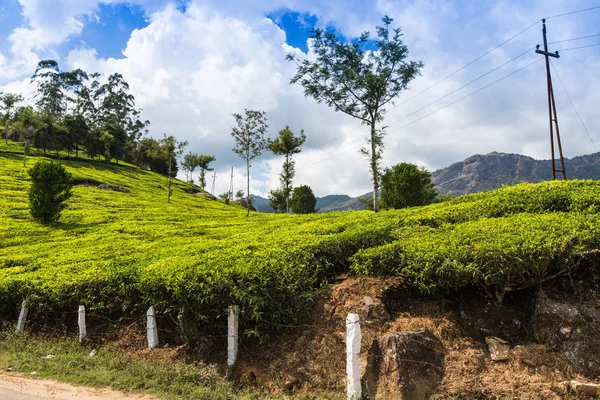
[1,0,599,197]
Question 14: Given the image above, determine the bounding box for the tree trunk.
[246,156,250,217]
[285,153,290,214]
[167,153,172,204]
[371,122,380,212]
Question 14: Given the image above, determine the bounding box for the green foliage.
[287,16,423,212]
[268,188,286,213]
[28,161,72,224]
[380,162,437,209]
[290,185,318,214]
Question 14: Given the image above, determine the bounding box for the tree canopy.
[268,126,306,213]
[290,185,318,214]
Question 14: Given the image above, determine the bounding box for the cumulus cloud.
[1,0,599,197]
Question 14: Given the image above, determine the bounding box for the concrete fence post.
[146,306,159,348]
[346,313,361,400]
[16,300,29,334]
[78,305,86,342]
[227,306,239,367]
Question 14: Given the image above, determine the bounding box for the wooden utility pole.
[535,19,566,180]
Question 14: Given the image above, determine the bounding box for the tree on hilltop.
[290,185,317,214]
[380,162,436,209]
[231,109,268,217]
[268,126,306,213]
[287,16,423,212]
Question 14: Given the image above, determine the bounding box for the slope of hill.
[432,151,600,197]
[2,140,600,347]
[251,193,367,213]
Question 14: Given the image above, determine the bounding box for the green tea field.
[1,140,599,342]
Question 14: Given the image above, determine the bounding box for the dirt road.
[0,373,158,400]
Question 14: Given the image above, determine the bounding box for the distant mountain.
[432,151,600,197]
[251,193,368,213]
[253,151,600,213]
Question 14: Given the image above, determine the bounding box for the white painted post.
[227,306,239,368]
[146,306,159,348]
[16,300,29,334]
[78,305,86,342]
[346,313,361,400]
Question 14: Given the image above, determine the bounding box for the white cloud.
[1,0,599,197]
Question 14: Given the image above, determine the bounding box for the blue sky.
[0,0,599,197]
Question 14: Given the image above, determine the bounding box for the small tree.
[0,92,24,145]
[182,152,199,182]
[268,126,306,213]
[28,161,72,224]
[197,154,216,191]
[160,134,188,203]
[231,109,268,217]
[268,188,286,213]
[287,16,423,212]
[290,185,317,214]
[380,162,437,209]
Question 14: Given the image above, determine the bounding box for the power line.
[311,58,542,166]
[386,47,535,128]
[386,58,542,135]
[307,19,541,152]
[550,60,598,152]
[545,5,600,20]
[558,43,600,51]
[549,33,600,44]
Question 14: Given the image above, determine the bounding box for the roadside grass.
[0,327,342,400]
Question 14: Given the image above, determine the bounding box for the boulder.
[363,329,445,400]
[485,336,510,361]
[235,199,257,212]
[531,291,600,377]
[358,295,390,326]
[196,192,217,200]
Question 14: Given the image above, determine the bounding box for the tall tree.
[61,68,90,158]
[268,126,306,213]
[380,162,437,209]
[231,109,268,217]
[287,16,423,212]
[290,185,317,214]
[160,134,188,203]
[197,154,216,191]
[31,60,66,154]
[0,92,24,145]
[268,188,286,213]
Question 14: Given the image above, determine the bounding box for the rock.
[235,199,257,212]
[567,380,600,396]
[97,184,130,193]
[485,337,510,361]
[41,354,54,359]
[531,291,600,377]
[196,192,217,200]
[363,329,445,400]
[89,349,97,357]
[358,295,390,325]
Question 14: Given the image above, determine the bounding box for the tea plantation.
[1,140,599,342]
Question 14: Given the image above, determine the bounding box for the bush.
[28,161,72,224]
[290,185,317,214]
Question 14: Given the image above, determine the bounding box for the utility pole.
[535,18,566,180]
[229,167,234,202]
[211,172,217,195]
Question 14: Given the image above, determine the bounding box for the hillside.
[2,140,600,397]
[432,151,600,197]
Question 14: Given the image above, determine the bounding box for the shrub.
[28,161,72,224]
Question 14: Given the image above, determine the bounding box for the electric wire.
[549,33,600,44]
[385,46,535,128]
[558,43,600,52]
[311,58,543,165]
[550,60,598,152]
[545,5,600,20]
[307,20,541,152]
